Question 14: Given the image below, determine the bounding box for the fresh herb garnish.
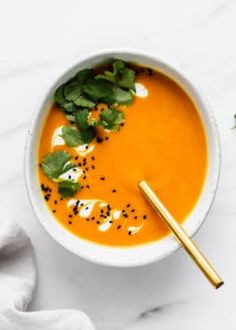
[41,151,76,179]
[114,87,133,105]
[58,180,81,198]
[64,81,95,108]
[96,60,135,92]
[99,107,125,131]
[43,60,138,199]
[82,79,115,104]
[62,123,96,146]
[75,109,89,130]
[118,67,135,91]
[80,126,96,143]
[61,126,82,147]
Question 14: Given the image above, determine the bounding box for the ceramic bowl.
[24,49,221,267]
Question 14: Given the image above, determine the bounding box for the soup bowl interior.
[24,50,221,267]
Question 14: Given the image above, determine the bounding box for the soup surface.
[38,63,207,246]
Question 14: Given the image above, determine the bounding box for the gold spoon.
[139,180,224,289]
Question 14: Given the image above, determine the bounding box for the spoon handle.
[139,180,224,289]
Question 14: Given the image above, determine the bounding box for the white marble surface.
[0,0,235,329]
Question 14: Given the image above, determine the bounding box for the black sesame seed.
[131,209,135,213]
[86,185,90,189]
[54,200,57,205]
[96,221,100,224]
[68,221,72,225]
[128,231,132,235]
[68,214,73,218]
[100,176,105,181]
[52,210,56,213]
[91,156,95,161]
[109,220,113,224]
[134,216,138,219]
[117,225,122,230]
[78,163,82,166]
[85,206,89,210]
[123,214,128,218]
[96,137,103,143]
[75,156,79,160]
[126,204,130,208]
[86,218,90,221]
[68,175,72,179]
[105,136,109,140]
[112,189,117,193]
[91,216,95,220]
[143,215,147,220]
[91,165,95,170]
[85,145,89,150]
[101,209,104,213]
[83,176,86,180]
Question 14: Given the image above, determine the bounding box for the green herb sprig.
[41,151,80,197]
[54,60,136,146]
[41,60,137,198]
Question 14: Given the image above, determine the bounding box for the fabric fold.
[0,210,94,330]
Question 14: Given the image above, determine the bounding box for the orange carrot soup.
[38,60,207,246]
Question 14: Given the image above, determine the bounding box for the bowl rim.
[24,48,221,267]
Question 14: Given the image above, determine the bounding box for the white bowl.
[24,49,221,267]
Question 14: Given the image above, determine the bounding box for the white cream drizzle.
[98,217,113,232]
[128,224,144,235]
[74,144,95,156]
[112,210,121,220]
[135,83,148,98]
[67,198,144,235]
[51,126,65,148]
[59,166,83,182]
[67,199,99,218]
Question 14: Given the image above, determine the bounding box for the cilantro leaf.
[41,151,75,179]
[95,60,125,84]
[64,81,82,102]
[73,95,95,108]
[58,180,81,198]
[96,71,116,83]
[75,69,94,84]
[61,126,82,147]
[54,85,66,106]
[63,102,78,113]
[75,109,89,129]
[114,87,133,105]
[99,108,125,131]
[63,80,95,108]
[113,59,126,75]
[65,114,76,123]
[54,85,79,113]
[118,68,136,91]
[83,79,115,104]
[80,126,96,143]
